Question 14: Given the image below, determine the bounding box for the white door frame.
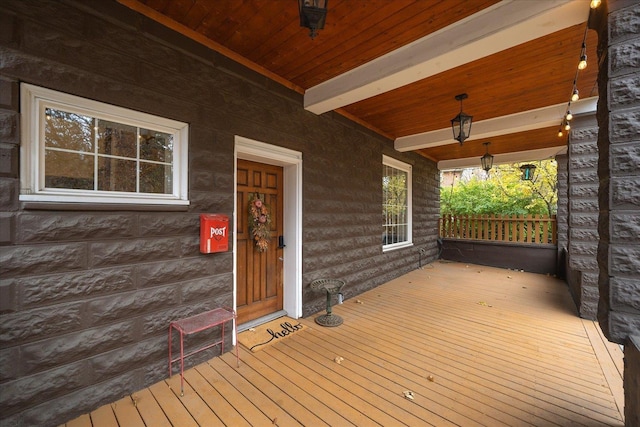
[234,136,303,322]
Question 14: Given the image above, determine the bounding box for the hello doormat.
[237,317,305,352]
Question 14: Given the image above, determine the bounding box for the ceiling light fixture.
[298,0,328,40]
[571,87,580,102]
[480,142,494,172]
[451,93,473,145]
[520,164,537,181]
[578,53,588,70]
[566,110,573,121]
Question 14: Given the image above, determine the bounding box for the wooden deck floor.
[64,261,625,427]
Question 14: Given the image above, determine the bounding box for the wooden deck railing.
[439,214,557,244]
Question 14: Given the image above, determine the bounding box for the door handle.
[278,235,286,249]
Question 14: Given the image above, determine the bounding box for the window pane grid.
[22,84,189,205]
[43,107,174,196]
[382,158,411,248]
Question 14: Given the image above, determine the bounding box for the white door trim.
[234,136,303,325]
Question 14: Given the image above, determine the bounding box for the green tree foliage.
[440,159,557,216]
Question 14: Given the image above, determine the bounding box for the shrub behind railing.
[439,214,557,244]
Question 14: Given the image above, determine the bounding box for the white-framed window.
[20,84,189,206]
[382,155,412,251]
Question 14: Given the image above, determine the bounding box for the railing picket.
[465,215,471,239]
[509,215,518,242]
[485,215,490,240]
[485,215,489,241]
[517,214,524,243]
[473,215,478,240]
[465,215,470,239]
[510,215,516,242]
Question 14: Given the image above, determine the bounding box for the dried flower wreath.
[249,193,271,252]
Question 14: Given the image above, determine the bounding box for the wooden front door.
[236,159,284,324]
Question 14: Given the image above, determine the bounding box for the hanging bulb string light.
[558,2,598,138]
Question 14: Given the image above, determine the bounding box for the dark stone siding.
[556,153,568,276]
[567,115,600,319]
[0,1,440,425]
[595,0,640,424]
[596,0,640,343]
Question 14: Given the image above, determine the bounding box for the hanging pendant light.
[520,164,537,181]
[480,142,494,172]
[571,88,580,102]
[578,53,587,70]
[578,42,587,70]
[298,0,328,39]
[451,93,473,145]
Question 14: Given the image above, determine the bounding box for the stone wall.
[595,0,640,424]
[567,115,600,319]
[597,0,640,343]
[0,1,440,425]
[556,153,569,280]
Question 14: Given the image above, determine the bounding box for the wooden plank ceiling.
[118,0,600,169]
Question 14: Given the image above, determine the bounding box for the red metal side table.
[168,307,239,396]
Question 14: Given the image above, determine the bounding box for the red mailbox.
[200,214,229,254]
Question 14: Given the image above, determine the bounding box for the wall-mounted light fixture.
[520,164,537,181]
[299,0,328,39]
[480,142,494,172]
[451,93,473,145]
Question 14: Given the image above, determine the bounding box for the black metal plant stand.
[310,279,345,327]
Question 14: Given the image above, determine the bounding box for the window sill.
[21,201,190,212]
[383,242,414,252]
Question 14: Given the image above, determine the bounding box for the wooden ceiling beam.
[395,97,598,152]
[437,146,568,170]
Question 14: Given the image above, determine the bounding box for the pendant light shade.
[520,164,537,181]
[451,93,472,145]
[571,88,579,102]
[299,0,328,39]
[480,142,494,172]
[578,54,587,70]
